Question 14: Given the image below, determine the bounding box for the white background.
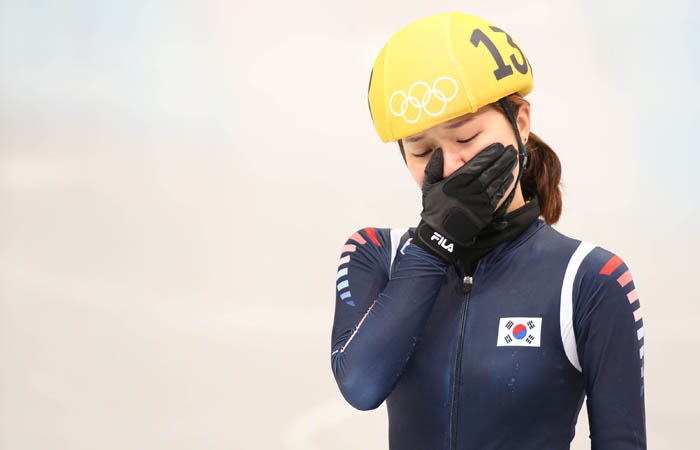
[1,0,698,448]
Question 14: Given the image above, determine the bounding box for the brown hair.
[397,93,563,225]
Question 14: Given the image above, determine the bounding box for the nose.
[441,145,468,179]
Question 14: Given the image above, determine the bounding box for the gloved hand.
[412,142,519,263]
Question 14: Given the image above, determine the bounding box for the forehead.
[404,106,492,143]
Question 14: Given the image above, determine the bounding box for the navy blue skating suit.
[330,218,646,449]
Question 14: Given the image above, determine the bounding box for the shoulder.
[569,241,641,328]
[529,222,633,284]
[575,243,637,298]
[557,235,642,370]
[341,226,413,248]
[546,224,638,304]
[339,226,415,273]
[529,220,582,253]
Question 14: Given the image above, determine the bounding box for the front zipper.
[451,260,482,450]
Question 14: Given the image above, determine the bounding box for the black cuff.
[412,220,462,264]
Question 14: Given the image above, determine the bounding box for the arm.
[330,227,448,410]
[574,248,646,449]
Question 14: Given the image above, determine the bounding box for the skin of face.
[402,102,531,213]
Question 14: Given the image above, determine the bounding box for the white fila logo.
[430,231,454,253]
[497,317,542,347]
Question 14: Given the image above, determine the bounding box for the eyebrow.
[404,117,474,143]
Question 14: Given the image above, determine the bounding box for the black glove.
[412,142,519,263]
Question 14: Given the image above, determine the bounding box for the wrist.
[413,219,461,264]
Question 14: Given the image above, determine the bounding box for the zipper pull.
[462,275,473,293]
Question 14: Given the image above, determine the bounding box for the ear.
[516,103,531,145]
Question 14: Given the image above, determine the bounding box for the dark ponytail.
[493,94,562,225]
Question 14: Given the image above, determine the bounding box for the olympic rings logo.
[389,76,459,123]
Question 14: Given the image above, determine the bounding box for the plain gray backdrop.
[1,0,698,448]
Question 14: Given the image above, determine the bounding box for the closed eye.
[414,149,432,157]
[457,132,480,143]
[411,132,480,157]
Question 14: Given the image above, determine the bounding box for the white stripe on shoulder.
[560,240,596,372]
[389,227,409,277]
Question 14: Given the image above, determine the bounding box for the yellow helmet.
[368,11,533,143]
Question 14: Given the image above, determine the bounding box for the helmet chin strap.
[489,97,529,231]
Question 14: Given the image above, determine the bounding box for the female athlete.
[330,11,646,450]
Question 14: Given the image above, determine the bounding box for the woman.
[330,11,646,450]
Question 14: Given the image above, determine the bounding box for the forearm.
[331,243,448,410]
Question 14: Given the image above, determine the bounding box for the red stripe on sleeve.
[364,227,382,246]
[599,254,623,275]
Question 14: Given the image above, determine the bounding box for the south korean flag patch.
[497,317,542,347]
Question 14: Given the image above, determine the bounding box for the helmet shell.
[368,12,533,142]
